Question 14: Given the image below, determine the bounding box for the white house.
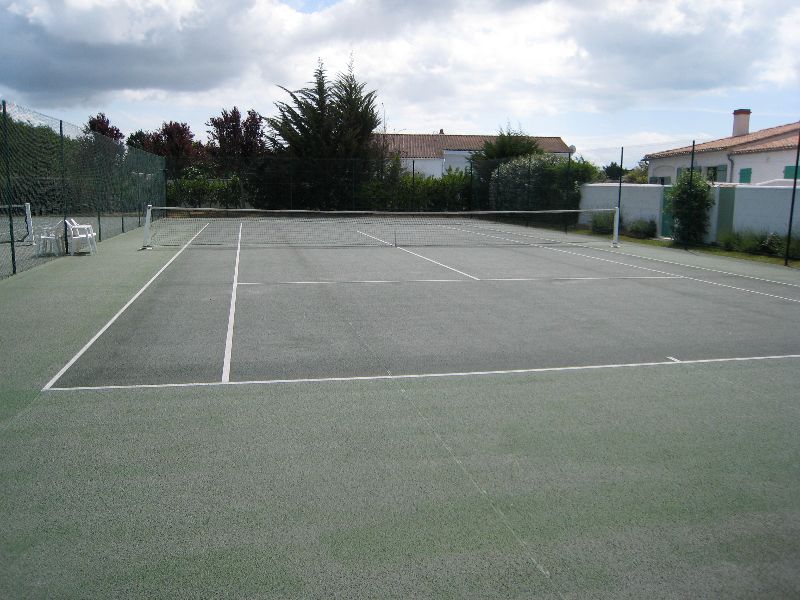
[644,110,799,185]
[375,131,572,177]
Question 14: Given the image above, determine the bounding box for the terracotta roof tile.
[644,121,800,160]
[374,133,570,159]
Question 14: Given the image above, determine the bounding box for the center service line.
[42,224,210,391]
[221,222,243,383]
[357,230,480,280]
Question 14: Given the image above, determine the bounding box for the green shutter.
[784,166,798,179]
[716,165,727,183]
[739,168,752,183]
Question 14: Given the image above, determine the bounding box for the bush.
[167,174,242,207]
[357,163,472,212]
[489,154,600,212]
[716,229,797,257]
[665,170,714,245]
[625,219,657,239]
[788,236,800,259]
[738,231,770,254]
[717,231,740,251]
[591,211,615,234]
[760,232,784,255]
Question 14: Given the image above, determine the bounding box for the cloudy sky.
[1,0,798,165]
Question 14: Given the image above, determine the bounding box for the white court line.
[468,223,800,289]
[221,223,243,383]
[357,230,481,280]
[442,224,530,246]
[237,275,683,286]
[539,245,800,304]
[396,248,481,280]
[239,279,469,285]
[446,229,800,304]
[42,224,210,391]
[592,246,800,289]
[44,353,800,391]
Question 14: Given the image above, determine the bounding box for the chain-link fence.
[1,100,165,279]
[165,155,592,215]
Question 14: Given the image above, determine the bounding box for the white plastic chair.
[36,222,65,256]
[65,218,98,255]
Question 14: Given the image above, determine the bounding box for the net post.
[22,202,33,243]
[142,204,153,249]
[612,207,620,247]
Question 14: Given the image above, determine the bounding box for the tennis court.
[46,210,800,390]
[2,214,800,598]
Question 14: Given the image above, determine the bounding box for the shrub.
[625,219,657,239]
[789,236,800,259]
[717,231,740,251]
[591,211,615,234]
[717,229,796,257]
[665,170,714,245]
[167,174,242,207]
[760,232,784,255]
[489,154,600,212]
[738,231,768,254]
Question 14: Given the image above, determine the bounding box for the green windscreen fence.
[1,99,165,278]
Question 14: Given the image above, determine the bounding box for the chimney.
[732,109,751,137]
[439,129,444,135]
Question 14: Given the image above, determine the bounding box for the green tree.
[468,126,544,209]
[267,61,334,158]
[624,160,649,183]
[331,61,381,159]
[264,60,381,209]
[126,129,159,153]
[471,126,542,161]
[489,154,598,214]
[267,60,380,159]
[602,161,625,181]
[665,169,714,246]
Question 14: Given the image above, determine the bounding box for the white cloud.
[1,0,797,143]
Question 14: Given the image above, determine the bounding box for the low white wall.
[581,182,799,241]
[579,183,663,231]
[732,186,799,235]
[400,158,443,178]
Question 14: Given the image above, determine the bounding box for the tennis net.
[142,206,620,248]
[1,203,33,244]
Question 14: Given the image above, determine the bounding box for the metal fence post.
[61,120,68,254]
[784,128,800,266]
[2,100,17,274]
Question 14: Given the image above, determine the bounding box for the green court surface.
[1,228,799,598]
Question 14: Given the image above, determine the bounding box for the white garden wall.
[579,183,799,241]
[579,183,663,231]
[732,186,799,235]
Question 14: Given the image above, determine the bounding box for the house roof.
[644,121,800,160]
[374,133,571,159]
